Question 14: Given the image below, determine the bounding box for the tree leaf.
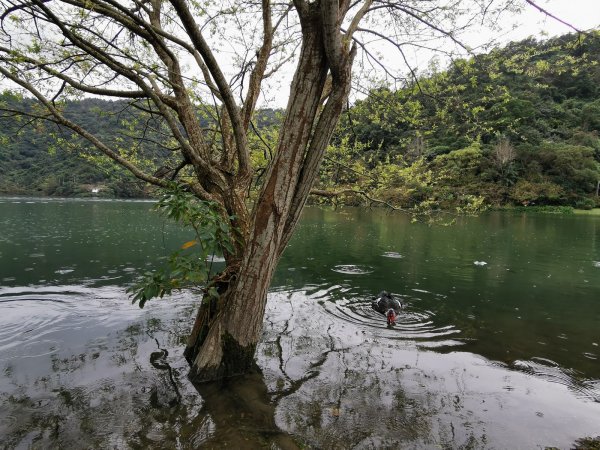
[181,240,198,249]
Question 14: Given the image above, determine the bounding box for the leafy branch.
[128,183,236,307]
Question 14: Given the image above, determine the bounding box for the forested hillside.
[320,31,600,209]
[0,97,152,197]
[1,32,599,207]
[0,95,280,198]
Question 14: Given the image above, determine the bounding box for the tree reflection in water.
[1,288,599,448]
[260,291,600,449]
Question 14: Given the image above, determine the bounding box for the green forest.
[1,31,599,209]
[321,31,600,211]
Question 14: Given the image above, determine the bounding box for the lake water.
[0,198,599,448]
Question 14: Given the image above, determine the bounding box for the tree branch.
[169,0,251,181]
[241,0,273,132]
[280,43,357,250]
[344,0,372,44]
[0,47,147,99]
[310,188,405,211]
[524,0,591,36]
[321,0,344,81]
[0,65,173,190]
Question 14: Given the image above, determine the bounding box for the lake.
[0,198,599,448]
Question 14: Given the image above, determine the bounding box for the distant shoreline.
[3,194,598,215]
[0,194,155,202]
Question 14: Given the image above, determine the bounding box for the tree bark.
[184,3,355,382]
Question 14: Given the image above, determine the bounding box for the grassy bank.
[573,208,600,216]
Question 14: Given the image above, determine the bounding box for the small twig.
[250,119,273,160]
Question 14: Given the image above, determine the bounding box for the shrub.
[574,197,596,210]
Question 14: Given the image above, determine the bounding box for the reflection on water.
[2,285,598,449]
[261,291,600,449]
[1,199,599,447]
[277,207,600,381]
[0,286,199,449]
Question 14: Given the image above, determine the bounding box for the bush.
[508,205,574,214]
[574,197,596,210]
[509,179,564,205]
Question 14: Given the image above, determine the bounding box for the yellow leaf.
[181,240,197,250]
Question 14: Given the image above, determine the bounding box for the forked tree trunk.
[184,4,355,382]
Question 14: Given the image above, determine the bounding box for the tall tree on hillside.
[0,0,521,382]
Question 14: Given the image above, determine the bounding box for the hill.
[1,32,599,207]
[322,31,600,209]
[0,95,280,198]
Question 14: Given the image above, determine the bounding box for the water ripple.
[512,358,599,402]
[331,265,374,275]
[0,286,140,358]
[317,295,461,344]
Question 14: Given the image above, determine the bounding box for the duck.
[371,291,402,326]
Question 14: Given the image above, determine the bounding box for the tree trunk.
[184,239,282,382]
[185,10,330,382]
[184,2,355,383]
[185,172,306,382]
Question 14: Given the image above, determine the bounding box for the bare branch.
[0,46,147,99]
[169,0,251,180]
[241,0,273,131]
[524,0,592,36]
[352,27,424,92]
[368,2,471,52]
[310,188,405,211]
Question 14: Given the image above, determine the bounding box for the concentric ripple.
[0,285,147,359]
[318,295,461,346]
[331,264,374,275]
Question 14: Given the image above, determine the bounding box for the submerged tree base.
[188,333,259,383]
[184,281,263,383]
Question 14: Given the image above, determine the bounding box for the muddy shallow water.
[0,199,599,448]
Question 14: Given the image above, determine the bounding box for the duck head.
[386,308,397,326]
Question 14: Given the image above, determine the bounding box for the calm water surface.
[0,198,599,448]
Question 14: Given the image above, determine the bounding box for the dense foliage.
[0,96,151,197]
[321,31,600,209]
[2,32,599,208]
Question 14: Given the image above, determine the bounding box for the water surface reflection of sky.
[0,198,599,447]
